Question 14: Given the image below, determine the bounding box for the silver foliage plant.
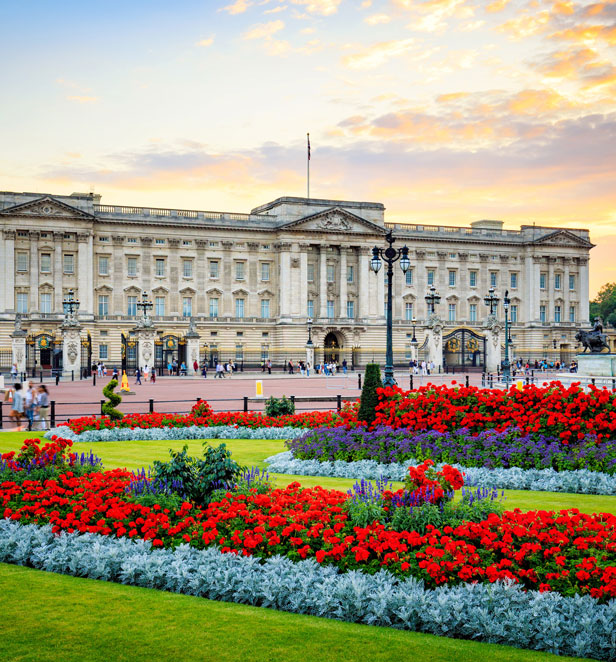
[264,451,616,496]
[1,520,615,661]
[44,425,307,443]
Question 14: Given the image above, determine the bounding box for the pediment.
[179,286,197,295]
[278,207,386,236]
[0,196,95,220]
[532,230,593,248]
[151,286,169,294]
[123,285,142,294]
[94,285,113,293]
[206,287,223,295]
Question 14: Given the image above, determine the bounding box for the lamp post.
[136,290,153,323]
[502,289,511,382]
[483,286,499,316]
[62,289,80,321]
[305,317,314,372]
[410,316,418,360]
[370,230,410,387]
[424,285,441,315]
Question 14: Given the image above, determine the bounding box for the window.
[540,305,546,323]
[40,253,51,273]
[183,297,192,317]
[127,237,137,244]
[183,240,192,246]
[469,270,477,287]
[16,292,28,313]
[427,270,435,286]
[307,264,314,282]
[405,269,413,285]
[16,253,28,272]
[155,296,165,316]
[183,260,193,278]
[62,254,74,274]
[448,303,456,322]
[155,259,165,277]
[209,261,219,278]
[327,300,334,318]
[347,265,354,283]
[540,273,546,289]
[569,305,575,322]
[38,293,51,313]
[405,302,414,321]
[307,300,314,318]
[555,274,561,290]
[127,257,137,277]
[449,253,456,259]
[327,264,335,283]
[98,295,109,316]
[155,238,165,245]
[511,305,518,323]
[261,299,270,318]
[347,300,355,318]
[235,344,244,361]
[209,241,218,247]
[235,262,245,280]
[209,298,219,317]
[98,236,109,242]
[510,272,518,288]
[490,272,497,288]
[469,303,477,322]
[261,263,270,281]
[99,344,108,360]
[235,298,245,318]
[555,305,561,323]
[448,270,456,287]
[569,274,576,290]
[127,296,137,316]
[98,256,109,276]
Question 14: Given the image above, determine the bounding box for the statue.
[575,317,610,353]
[14,315,23,332]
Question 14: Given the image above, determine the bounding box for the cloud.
[196,36,215,47]
[342,38,416,69]
[66,96,98,104]
[289,0,342,15]
[364,13,391,25]
[264,4,288,13]
[243,19,285,39]
[534,48,616,89]
[485,0,510,12]
[221,0,253,14]
[498,11,551,39]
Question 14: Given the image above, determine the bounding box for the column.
[78,233,93,316]
[377,261,385,319]
[319,246,327,319]
[563,260,571,325]
[533,257,542,321]
[579,257,590,324]
[135,326,157,372]
[196,240,208,315]
[547,257,555,323]
[221,241,234,317]
[523,254,534,324]
[168,238,180,315]
[247,242,259,318]
[415,250,426,318]
[299,244,309,319]
[185,328,201,375]
[3,230,15,312]
[11,330,27,376]
[29,231,39,312]
[484,324,502,373]
[339,246,348,318]
[358,247,370,319]
[61,324,82,377]
[54,232,64,313]
[279,243,292,319]
[140,236,153,295]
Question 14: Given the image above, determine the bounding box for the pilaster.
[3,230,16,312]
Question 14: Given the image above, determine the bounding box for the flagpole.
[307,132,310,199]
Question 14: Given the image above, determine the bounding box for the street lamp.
[502,289,511,382]
[306,317,313,346]
[425,285,441,315]
[483,286,499,316]
[62,289,80,321]
[369,230,410,387]
[411,316,418,345]
[137,290,153,322]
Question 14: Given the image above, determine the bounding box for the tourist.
[215,362,224,378]
[172,359,178,375]
[306,361,311,377]
[180,361,187,376]
[266,359,272,375]
[151,368,156,384]
[135,367,142,385]
[36,385,50,431]
[24,382,36,432]
[143,364,150,382]
[201,363,208,379]
[288,360,294,375]
[10,363,18,380]
[342,359,347,375]
[8,383,24,430]
[193,359,199,374]
[112,367,119,381]
[299,361,305,376]
[97,362,103,377]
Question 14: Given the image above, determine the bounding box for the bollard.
[100,399,105,415]
[526,377,530,385]
[358,374,362,390]
[93,373,96,387]
[336,394,342,412]
[39,371,43,383]
[71,370,74,382]
[149,398,154,413]
[612,379,615,392]
[291,395,296,409]
[592,378,596,386]
[256,380,263,398]
[465,375,469,388]
[410,375,413,390]
[0,401,3,429]
[50,401,55,428]
[243,396,248,413]
[481,373,485,387]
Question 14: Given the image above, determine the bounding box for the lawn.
[0,563,593,662]
[1,430,615,514]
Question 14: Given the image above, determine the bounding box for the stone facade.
[0,191,593,373]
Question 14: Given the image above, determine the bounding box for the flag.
[307,133,311,161]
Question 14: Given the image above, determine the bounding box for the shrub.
[264,396,295,417]
[102,380,123,420]
[191,399,214,419]
[357,364,381,426]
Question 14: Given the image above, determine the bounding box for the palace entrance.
[323,331,342,364]
[155,334,187,374]
[442,328,486,372]
[26,333,63,376]
[121,333,139,374]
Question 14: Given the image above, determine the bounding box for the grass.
[1,430,616,514]
[0,563,593,662]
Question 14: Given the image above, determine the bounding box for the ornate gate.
[81,332,92,377]
[121,333,138,374]
[26,333,63,376]
[442,328,486,372]
[155,334,187,374]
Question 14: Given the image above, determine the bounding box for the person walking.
[10,363,18,381]
[135,367,142,385]
[193,359,199,374]
[180,361,187,376]
[36,385,50,431]
[8,383,24,430]
[306,361,311,378]
[342,359,347,375]
[112,367,119,381]
[267,359,272,375]
[167,361,173,376]
[151,368,156,384]
[201,363,208,379]
[143,364,150,382]
[24,382,36,432]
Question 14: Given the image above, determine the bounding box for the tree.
[590,283,616,329]
[102,379,123,420]
[357,363,382,426]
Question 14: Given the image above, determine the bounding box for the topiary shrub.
[102,379,123,420]
[264,395,295,417]
[357,363,381,426]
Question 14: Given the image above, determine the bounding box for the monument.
[575,318,615,376]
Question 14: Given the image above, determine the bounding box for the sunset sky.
[1,0,614,296]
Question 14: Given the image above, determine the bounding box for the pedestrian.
[36,385,50,431]
[180,361,187,376]
[112,367,119,381]
[201,363,208,379]
[24,382,36,431]
[135,367,142,385]
[8,383,24,430]
[97,362,103,377]
[226,361,232,377]
[10,363,18,381]
[193,359,199,374]
[151,368,156,384]
[173,359,178,375]
[143,364,150,382]
[103,364,108,377]
[288,360,294,375]
[267,359,272,375]
[306,361,311,378]
[342,359,347,375]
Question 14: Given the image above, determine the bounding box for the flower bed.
[4,521,616,661]
[374,382,616,443]
[264,451,616,495]
[287,426,616,474]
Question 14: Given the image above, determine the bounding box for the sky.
[0,0,614,297]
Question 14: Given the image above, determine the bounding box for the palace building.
[0,190,593,375]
